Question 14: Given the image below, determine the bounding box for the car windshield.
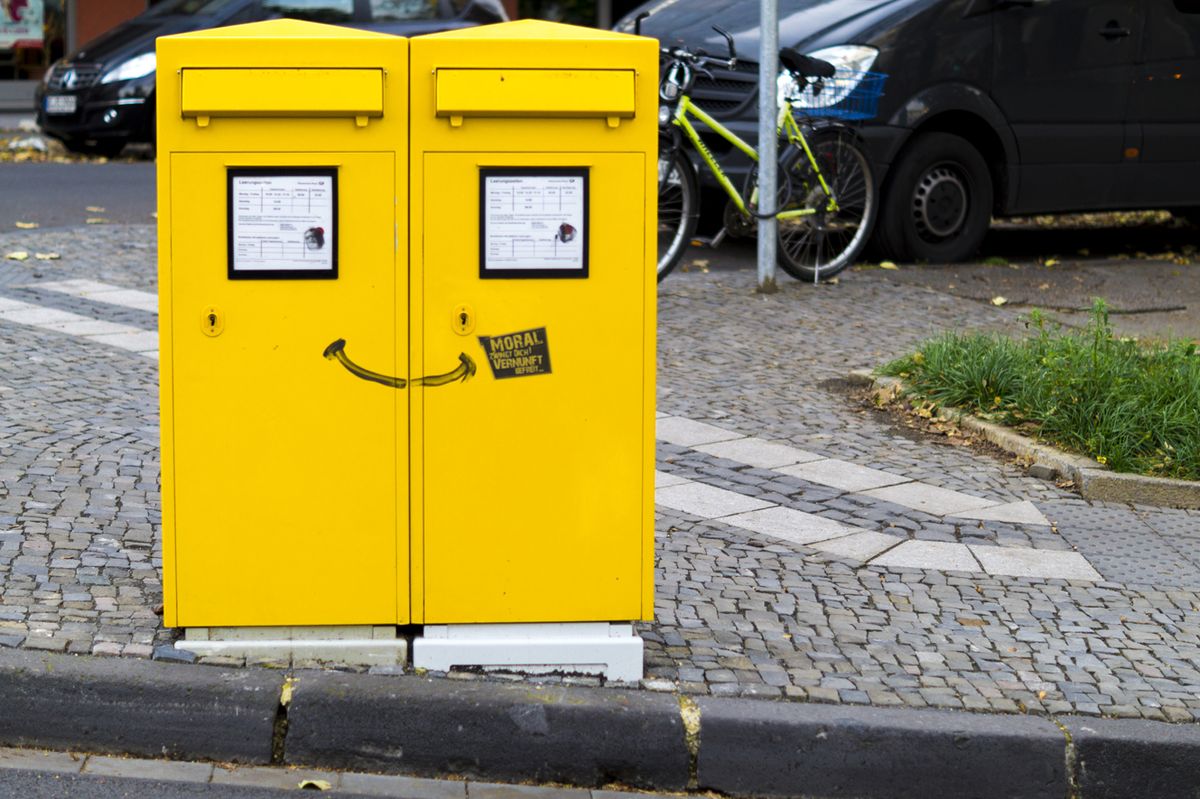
[260,0,354,22]
[144,0,246,16]
[370,0,438,21]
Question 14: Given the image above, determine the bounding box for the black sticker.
[478,327,552,379]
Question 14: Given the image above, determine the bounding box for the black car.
[35,0,507,158]
[619,0,1200,262]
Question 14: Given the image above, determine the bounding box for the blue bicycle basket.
[794,71,887,121]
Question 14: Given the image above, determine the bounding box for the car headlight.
[100,52,156,84]
[779,45,878,108]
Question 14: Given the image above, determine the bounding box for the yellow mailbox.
[407,21,658,639]
[157,20,409,630]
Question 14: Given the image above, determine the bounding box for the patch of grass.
[881,300,1200,481]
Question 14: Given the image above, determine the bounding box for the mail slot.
[435,68,635,121]
[181,68,385,118]
[157,19,409,629]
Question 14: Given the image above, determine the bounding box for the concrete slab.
[870,540,982,573]
[0,747,83,774]
[340,771,467,799]
[0,307,80,326]
[722,506,855,546]
[779,459,910,492]
[86,331,159,353]
[84,755,213,782]
[951,501,1051,526]
[860,482,998,517]
[809,531,900,562]
[655,481,773,519]
[654,470,690,489]
[213,764,341,790]
[970,546,1101,581]
[655,416,743,447]
[695,437,823,469]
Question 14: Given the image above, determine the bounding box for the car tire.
[876,132,992,263]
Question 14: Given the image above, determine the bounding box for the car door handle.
[1100,21,1131,39]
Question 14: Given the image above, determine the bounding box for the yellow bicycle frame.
[669,94,838,218]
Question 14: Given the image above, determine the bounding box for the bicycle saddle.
[780,47,836,79]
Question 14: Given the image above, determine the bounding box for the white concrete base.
[176,625,405,668]
[413,622,644,683]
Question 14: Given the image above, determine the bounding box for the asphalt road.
[0,770,337,798]
[0,162,157,229]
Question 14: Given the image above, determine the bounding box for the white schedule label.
[231,174,335,273]
[483,174,586,272]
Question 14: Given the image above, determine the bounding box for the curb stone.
[0,647,281,763]
[849,369,1200,509]
[695,697,1068,799]
[4,649,1200,798]
[1063,716,1200,799]
[284,670,691,790]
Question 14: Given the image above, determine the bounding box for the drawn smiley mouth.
[323,338,476,389]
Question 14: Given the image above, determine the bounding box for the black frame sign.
[479,167,589,279]
[227,167,338,280]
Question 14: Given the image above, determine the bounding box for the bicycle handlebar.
[660,44,736,72]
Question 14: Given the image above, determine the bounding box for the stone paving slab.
[870,540,982,573]
[779,459,912,492]
[694,437,823,469]
[861,482,998,517]
[970,545,1102,581]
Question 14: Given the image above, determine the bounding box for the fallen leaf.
[85,205,105,212]
[1037,690,1047,700]
[1044,258,1059,267]
[14,221,38,229]
[299,779,332,790]
[33,252,60,261]
[690,259,710,268]
[957,617,988,627]
[1038,283,1050,290]
[281,677,297,706]
[991,296,1008,306]
[5,251,29,261]
[879,260,899,270]
[85,217,109,225]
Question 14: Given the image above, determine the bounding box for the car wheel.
[876,132,992,262]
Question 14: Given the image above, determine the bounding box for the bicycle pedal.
[693,228,728,249]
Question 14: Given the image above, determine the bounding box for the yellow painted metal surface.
[436,69,635,119]
[181,68,384,118]
[409,21,659,623]
[158,21,409,627]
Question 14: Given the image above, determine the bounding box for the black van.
[619,0,1200,262]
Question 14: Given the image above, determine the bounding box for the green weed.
[881,300,1200,480]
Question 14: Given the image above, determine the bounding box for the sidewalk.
[1,225,1200,796]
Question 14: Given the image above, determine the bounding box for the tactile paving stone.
[1044,501,1200,589]
[1141,511,1200,543]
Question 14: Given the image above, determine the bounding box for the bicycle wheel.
[657,145,698,281]
[776,128,876,282]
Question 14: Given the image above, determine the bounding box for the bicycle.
[649,23,886,283]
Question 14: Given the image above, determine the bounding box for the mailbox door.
[418,151,646,623]
[169,151,404,626]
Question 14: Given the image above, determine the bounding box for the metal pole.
[756,0,779,293]
[596,0,612,30]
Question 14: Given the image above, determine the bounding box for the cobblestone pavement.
[2,225,1200,722]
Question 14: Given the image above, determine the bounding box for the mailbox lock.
[452,304,475,336]
[202,306,225,337]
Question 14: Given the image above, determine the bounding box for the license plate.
[45,95,76,114]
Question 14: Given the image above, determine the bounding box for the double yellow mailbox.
[157,20,657,633]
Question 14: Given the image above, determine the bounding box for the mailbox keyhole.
[208,312,217,328]
[459,311,468,327]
